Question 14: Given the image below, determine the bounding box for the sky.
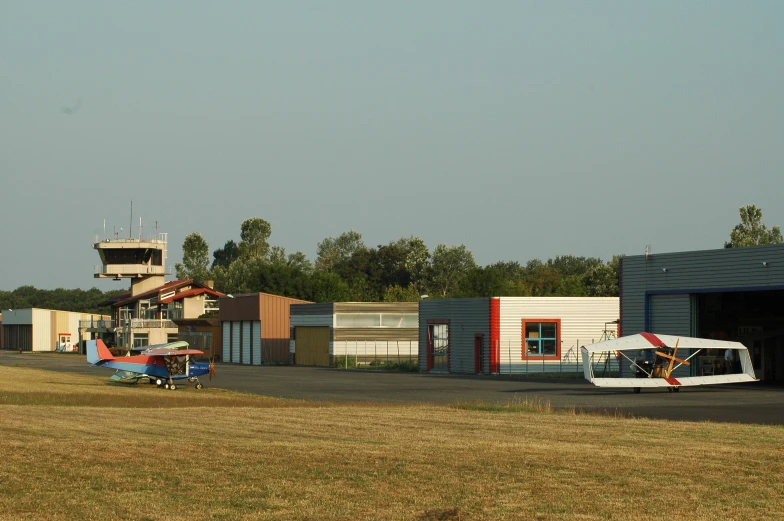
[1,1,783,291]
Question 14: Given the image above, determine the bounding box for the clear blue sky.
[1,1,782,290]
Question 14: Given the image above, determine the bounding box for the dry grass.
[0,366,782,521]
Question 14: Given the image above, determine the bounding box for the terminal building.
[619,243,784,382]
[85,229,223,351]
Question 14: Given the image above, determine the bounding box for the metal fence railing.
[497,340,620,377]
[332,340,418,371]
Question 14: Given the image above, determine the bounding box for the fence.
[496,340,620,377]
[332,340,418,371]
[328,339,621,376]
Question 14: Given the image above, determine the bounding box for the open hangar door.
[697,290,784,383]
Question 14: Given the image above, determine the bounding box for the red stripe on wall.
[490,298,500,374]
[640,332,665,348]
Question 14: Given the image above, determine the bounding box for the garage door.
[649,294,694,377]
[295,327,330,367]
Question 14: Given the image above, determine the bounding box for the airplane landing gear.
[195,383,203,390]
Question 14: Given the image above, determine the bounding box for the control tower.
[93,230,171,296]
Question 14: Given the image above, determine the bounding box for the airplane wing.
[110,370,147,383]
[581,333,747,353]
[132,341,191,352]
[141,348,204,357]
[590,374,757,388]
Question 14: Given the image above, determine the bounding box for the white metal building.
[1,308,111,352]
[419,297,619,374]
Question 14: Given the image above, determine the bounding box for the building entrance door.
[428,323,449,372]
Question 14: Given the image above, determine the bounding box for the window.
[133,334,149,348]
[335,313,417,328]
[335,314,380,328]
[522,319,561,359]
[380,314,417,328]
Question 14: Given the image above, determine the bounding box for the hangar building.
[619,243,784,382]
[219,293,311,365]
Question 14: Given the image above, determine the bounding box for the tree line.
[1,204,778,312]
[177,217,621,302]
[0,286,125,315]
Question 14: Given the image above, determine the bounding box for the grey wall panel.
[419,299,490,373]
[291,303,334,316]
[649,294,691,336]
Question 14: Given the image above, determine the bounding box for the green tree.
[428,244,476,298]
[212,240,239,269]
[583,256,621,297]
[175,232,210,282]
[286,251,313,273]
[555,275,589,296]
[238,217,272,259]
[383,284,421,302]
[315,230,365,272]
[725,204,783,248]
[399,237,430,294]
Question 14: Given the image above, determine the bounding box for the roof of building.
[112,280,223,308]
[159,287,223,304]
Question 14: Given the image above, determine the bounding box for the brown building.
[219,293,312,365]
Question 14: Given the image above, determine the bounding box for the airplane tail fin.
[87,339,115,365]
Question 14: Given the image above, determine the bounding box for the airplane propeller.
[209,357,216,381]
[654,338,690,378]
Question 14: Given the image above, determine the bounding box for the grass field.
[0,365,782,521]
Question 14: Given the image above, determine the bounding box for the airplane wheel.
[667,387,673,393]
[170,384,176,390]
[633,387,641,394]
[156,378,163,386]
[196,383,203,390]
[164,383,170,390]
[673,387,680,393]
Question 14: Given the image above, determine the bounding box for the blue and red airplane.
[87,338,215,390]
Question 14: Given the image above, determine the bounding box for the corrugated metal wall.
[32,309,51,351]
[621,244,784,336]
[498,297,619,373]
[418,299,490,373]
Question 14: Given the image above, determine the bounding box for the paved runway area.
[3,351,783,425]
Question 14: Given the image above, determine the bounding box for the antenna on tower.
[645,245,651,259]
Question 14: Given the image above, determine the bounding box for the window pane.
[525,323,539,338]
[542,340,556,356]
[335,313,381,328]
[527,340,540,354]
[380,314,417,328]
[541,323,557,339]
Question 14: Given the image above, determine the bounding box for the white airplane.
[581,333,757,393]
